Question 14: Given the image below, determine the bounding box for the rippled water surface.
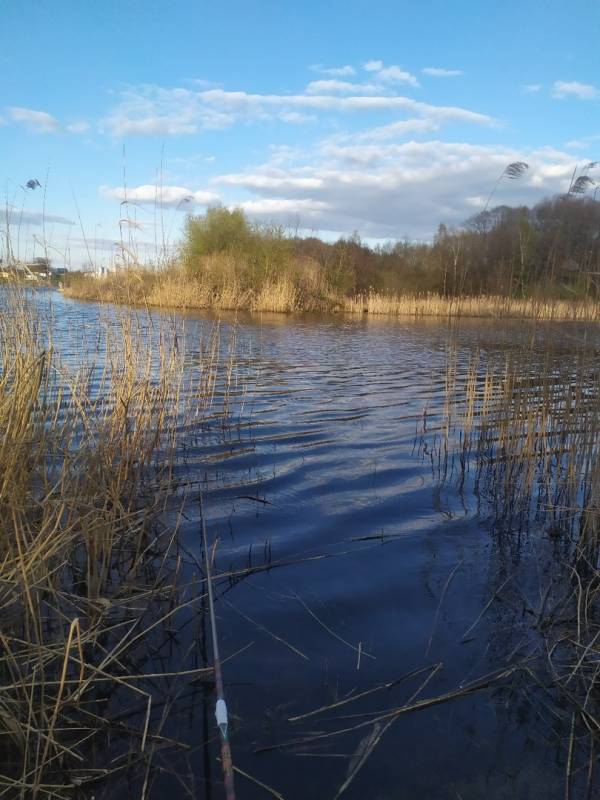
[38,290,600,799]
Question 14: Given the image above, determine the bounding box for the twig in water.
[290,590,375,661]
[461,574,513,642]
[288,663,441,722]
[426,559,463,656]
[221,597,309,661]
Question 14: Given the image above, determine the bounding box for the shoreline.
[62,272,600,323]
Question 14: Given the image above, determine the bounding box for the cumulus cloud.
[212,142,580,240]
[100,184,220,208]
[422,67,463,77]
[552,81,599,100]
[8,107,59,133]
[523,83,543,93]
[364,60,383,72]
[310,64,356,77]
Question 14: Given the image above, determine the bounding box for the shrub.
[182,208,293,289]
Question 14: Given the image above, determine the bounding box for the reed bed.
[345,291,600,321]
[0,286,228,797]
[64,265,330,315]
[428,334,600,793]
[65,267,600,321]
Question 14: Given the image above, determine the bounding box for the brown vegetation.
[64,265,600,320]
[423,336,600,793]
[0,287,224,795]
[64,198,600,319]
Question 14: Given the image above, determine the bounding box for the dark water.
[37,291,600,799]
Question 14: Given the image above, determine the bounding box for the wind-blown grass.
[0,287,225,796]
[421,334,600,792]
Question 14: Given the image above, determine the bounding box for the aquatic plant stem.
[200,492,237,800]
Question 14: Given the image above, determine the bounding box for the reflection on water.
[38,291,600,798]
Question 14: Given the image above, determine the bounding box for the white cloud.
[338,118,441,143]
[564,133,600,150]
[361,61,419,86]
[234,198,328,217]
[218,173,323,191]
[310,64,356,77]
[118,117,201,136]
[8,107,59,133]
[304,79,382,95]
[100,184,220,208]
[422,67,463,78]
[377,65,419,87]
[101,86,236,136]
[211,142,579,240]
[552,81,599,100]
[66,120,91,133]
[523,83,542,93]
[278,111,317,124]
[102,83,494,137]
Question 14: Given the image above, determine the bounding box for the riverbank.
[64,267,600,321]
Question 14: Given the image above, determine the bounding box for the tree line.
[183,195,600,299]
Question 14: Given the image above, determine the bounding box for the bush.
[182,207,293,289]
[183,207,253,261]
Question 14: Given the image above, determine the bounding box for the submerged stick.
[200,493,236,800]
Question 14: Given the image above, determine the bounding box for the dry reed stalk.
[0,285,231,796]
[65,269,600,321]
[426,328,600,786]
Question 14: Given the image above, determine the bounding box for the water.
[31,291,600,798]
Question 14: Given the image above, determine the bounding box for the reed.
[428,330,600,786]
[344,291,600,320]
[0,285,226,796]
[65,266,600,321]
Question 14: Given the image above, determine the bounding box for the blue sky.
[1,0,599,267]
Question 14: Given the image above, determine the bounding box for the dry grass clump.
[0,286,220,796]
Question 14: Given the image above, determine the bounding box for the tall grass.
[64,261,334,314]
[427,332,600,789]
[65,265,600,320]
[0,286,224,796]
